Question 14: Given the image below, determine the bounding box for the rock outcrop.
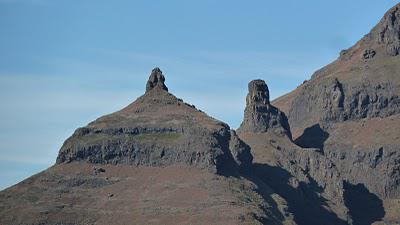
[57,68,252,175]
[146,67,168,92]
[237,79,350,225]
[238,80,292,139]
[286,77,400,132]
[375,4,400,56]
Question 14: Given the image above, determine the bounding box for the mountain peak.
[145,67,168,93]
[56,68,252,175]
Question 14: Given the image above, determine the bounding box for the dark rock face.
[268,145,349,224]
[56,68,251,175]
[247,79,270,105]
[238,80,292,139]
[325,145,400,199]
[288,78,400,133]
[228,130,252,168]
[362,49,376,60]
[377,4,400,56]
[145,67,168,92]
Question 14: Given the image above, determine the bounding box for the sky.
[0,0,398,190]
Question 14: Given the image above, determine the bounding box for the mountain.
[272,3,400,224]
[1,3,400,225]
[0,68,294,225]
[56,67,252,174]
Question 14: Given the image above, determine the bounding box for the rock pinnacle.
[146,67,168,93]
[238,79,292,139]
[246,79,270,105]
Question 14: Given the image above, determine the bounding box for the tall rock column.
[238,79,292,139]
[146,67,168,92]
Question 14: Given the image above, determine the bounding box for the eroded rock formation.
[238,79,292,139]
[57,68,252,175]
[146,67,168,92]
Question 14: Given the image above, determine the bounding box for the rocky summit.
[57,67,252,174]
[1,3,400,225]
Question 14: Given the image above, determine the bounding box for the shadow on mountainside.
[239,171,287,224]
[294,124,329,150]
[243,163,348,225]
[343,181,385,225]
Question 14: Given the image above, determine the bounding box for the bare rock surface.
[238,79,292,139]
[146,67,168,93]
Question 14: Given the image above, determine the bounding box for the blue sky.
[0,0,398,190]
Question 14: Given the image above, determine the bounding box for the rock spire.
[238,79,292,139]
[146,67,168,93]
